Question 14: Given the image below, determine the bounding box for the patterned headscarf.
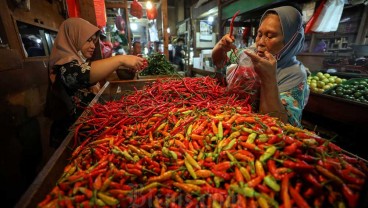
[260,6,307,93]
[49,18,99,68]
[260,6,305,70]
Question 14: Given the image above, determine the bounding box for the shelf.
[298,52,352,57]
[304,92,368,125]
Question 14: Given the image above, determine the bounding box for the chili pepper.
[231,184,258,198]
[38,195,52,207]
[338,169,364,185]
[173,182,201,193]
[213,175,223,188]
[259,146,277,163]
[255,160,265,177]
[185,158,197,179]
[217,121,223,139]
[304,173,322,189]
[78,187,93,198]
[201,186,228,195]
[234,166,244,182]
[195,169,213,178]
[212,161,232,171]
[240,142,263,152]
[93,173,103,190]
[97,192,119,206]
[134,182,162,194]
[212,169,232,180]
[279,160,314,171]
[173,172,184,183]
[263,174,280,192]
[246,132,258,144]
[235,116,255,124]
[148,171,173,183]
[289,185,309,208]
[281,175,291,208]
[226,114,238,125]
[256,184,272,194]
[316,165,344,185]
[239,166,251,182]
[342,183,359,208]
[134,187,158,206]
[257,196,269,208]
[247,175,264,188]
[185,152,201,170]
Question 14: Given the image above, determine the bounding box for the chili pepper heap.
[38,77,367,208]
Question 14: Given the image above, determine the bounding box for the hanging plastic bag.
[311,0,344,33]
[305,0,326,34]
[226,49,261,104]
[130,0,143,19]
[146,4,158,20]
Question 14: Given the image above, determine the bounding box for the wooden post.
[161,0,169,59]
[124,0,132,49]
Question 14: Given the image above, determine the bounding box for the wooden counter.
[303,92,368,159]
[304,92,368,126]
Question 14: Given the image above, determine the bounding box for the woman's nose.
[257,36,266,45]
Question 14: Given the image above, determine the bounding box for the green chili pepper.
[259,146,277,163]
[217,121,223,140]
[246,133,257,144]
[223,138,237,150]
[241,126,254,134]
[264,175,280,192]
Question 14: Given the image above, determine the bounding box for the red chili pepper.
[338,169,365,185]
[283,143,299,155]
[304,173,322,189]
[247,175,263,188]
[134,187,158,206]
[200,186,227,195]
[342,183,359,207]
[281,174,291,208]
[211,169,232,180]
[289,184,310,208]
[256,184,272,194]
[212,161,232,171]
[282,160,314,171]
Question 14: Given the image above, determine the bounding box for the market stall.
[17,77,368,208]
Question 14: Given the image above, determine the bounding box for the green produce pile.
[307,72,346,94]
[139,53,178,76]
[327,78,368,104]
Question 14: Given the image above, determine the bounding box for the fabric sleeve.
[58,60,93,90]
[279,81,309,127]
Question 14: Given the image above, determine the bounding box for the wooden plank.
[161,0,169,59]
[105,1,127,9]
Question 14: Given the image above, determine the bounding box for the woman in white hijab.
[47,18,144,147]
[212,6,309,127]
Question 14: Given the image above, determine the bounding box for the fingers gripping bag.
[226,49,261,106]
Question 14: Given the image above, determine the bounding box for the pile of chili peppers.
[38,77,367,208]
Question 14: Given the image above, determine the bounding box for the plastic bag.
[146,4,158,20]
[226,49,261,103]
[130,0,143,19]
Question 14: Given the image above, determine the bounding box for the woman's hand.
[244,50,277,82]
[120,55,145,72]
[212,34,236,69]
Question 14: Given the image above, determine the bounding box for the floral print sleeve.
[54,60,96,117]
[280,81,309,127]
[58,60,93,90]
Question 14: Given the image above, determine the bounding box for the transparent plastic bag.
[226,49,261,103]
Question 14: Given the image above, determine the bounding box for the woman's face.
[255,13,284,58]
[81,34,98,59]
